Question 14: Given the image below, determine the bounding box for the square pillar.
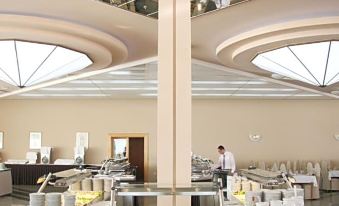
[157,0,192,205]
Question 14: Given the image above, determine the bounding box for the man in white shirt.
[217,145,236,173]
[214,0,231,9]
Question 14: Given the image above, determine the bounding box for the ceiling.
[7,60,332,99]
[192,0,339,94]
[0,0,339,99]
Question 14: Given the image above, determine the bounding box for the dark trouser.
[213,170,230,199]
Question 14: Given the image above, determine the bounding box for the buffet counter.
[114,182,221,206]
[0,169,12,196]
[5,164,77,185]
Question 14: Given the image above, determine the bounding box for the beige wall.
[0,99,158,179]
[192,99,339,168]
[0,99,339,179]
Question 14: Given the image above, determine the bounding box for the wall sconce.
[249,134,262,142]
[334,134,339,141]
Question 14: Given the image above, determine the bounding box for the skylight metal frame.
[252,40,339,87]
[0,40,93,88]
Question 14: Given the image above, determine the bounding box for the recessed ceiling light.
[139,93,157,97]
[19,93,107,97]
[294,94,322,97]
[192,88,297,91]
[192,81,267,85]
[193,93,232,96]
[252,41,339,87]
[40,87,157,91]
[109,71,132,75]
[70,80,157,84]
[232,94,291,97]
[0,40,92,88]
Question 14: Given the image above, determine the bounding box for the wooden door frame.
[108,133,149,182]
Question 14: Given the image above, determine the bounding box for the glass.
[0,40,92,88]
[252,41,339,87]
[95,0,250,19]
[114,138,128,158]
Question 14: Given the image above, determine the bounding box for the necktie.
[223,154,226,170]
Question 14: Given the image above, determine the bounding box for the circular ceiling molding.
[216,16,339,88]
[0,14,128,75]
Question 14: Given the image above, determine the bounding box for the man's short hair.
[217,145,225,150]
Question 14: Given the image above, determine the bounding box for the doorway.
[109,133,149,182]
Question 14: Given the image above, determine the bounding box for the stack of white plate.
[70,182,81,191]
[93,178,104,191]
[270,200,283,206]
[63,193,76,206]
[104,179,113,192]
[103,178,113,201]
[262,190,281,202]
[232,181,241,193]
[81,178,92,191]
[29,193,45,206]
[242,181,251,192]
[46,193,62,206]
[251,182,261,191]
[282,188,304,199]
[255,202,269,206]
[245,191,262,205]
[283,197,304,206]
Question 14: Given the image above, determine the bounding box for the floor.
[304,192,339,206]
[1,192,339,206]
[0,196,27,206]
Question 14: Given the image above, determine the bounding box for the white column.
[157,0,192,205]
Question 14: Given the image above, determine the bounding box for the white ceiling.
[0,0,339,99]
[8,61,331,99]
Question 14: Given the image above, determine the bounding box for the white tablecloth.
[0,169,12,196]
[293,175,318,187]
[328,170,339,180]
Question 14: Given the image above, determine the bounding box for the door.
[128,137,144,182]
[109,133,149,182]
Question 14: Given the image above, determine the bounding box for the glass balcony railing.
[96,0,249,19]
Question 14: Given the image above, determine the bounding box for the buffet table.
[328,170,339,180]
[0,169,12,196]
[5,164,78,185]
[115,183,221,206]
[292,175,319,200]
[292,175,318,187]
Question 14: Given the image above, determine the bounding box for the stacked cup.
[29,193,45,206]
[81,178,92,191]
[69,182,81,191]
[270,200,283,206]
[63,193,76,206]
[93,178,104,191]
[104,178,113,200]
[255,202,269,206]
[262,190,281,202]
[45,193,62,206]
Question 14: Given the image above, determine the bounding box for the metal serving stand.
[37,158,136,192]
[191,154,214,182]
[112,182,224,206]
[239,169,287,187]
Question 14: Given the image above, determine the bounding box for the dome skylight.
[0,40,92,88]
[252,41,339,87]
